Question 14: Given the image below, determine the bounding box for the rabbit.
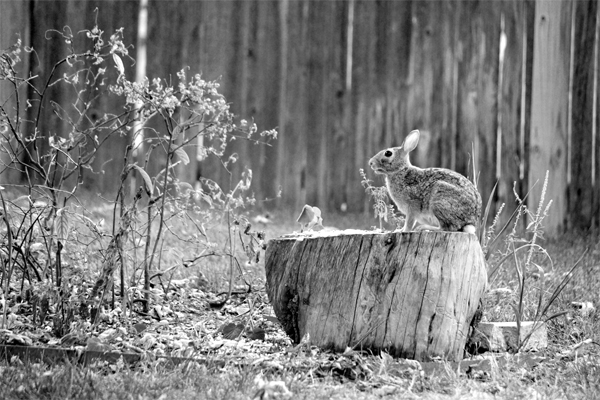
[369,129,482,234]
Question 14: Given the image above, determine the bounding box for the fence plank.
[495,0,535,228]
[403,0,436,168]
[276,0,310,212]
[349,0,378,212]
[247,1,281,204]
[529,0,572,233]
[0,0,31,184]
[86,0,139,194]
[595,4,600,229]
[433,1,461,172]
[569,0,598,230]
[455,1,500,211]
[305,0,330,208]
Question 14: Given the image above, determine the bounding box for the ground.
[1,207,599,400]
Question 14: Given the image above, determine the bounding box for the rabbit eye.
[384,150,393,157]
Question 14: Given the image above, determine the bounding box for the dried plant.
[359,168,403,231]
[481,171,587,351]
[0,21,276,333]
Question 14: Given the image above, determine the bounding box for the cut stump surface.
[265,230,487,361]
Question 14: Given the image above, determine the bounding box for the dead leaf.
[263,315,280,325]
[219,322,244,340]
[133,322,148,334]
[5,332,33,346]
[86,337,115,353]
[247,327,266,341]
[234,305,250,316]
[98,328,117,341]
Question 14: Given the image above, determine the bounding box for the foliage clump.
[0,21,276,335]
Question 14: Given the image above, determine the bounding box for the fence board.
[23,1,71,186]
[595,4,600,229]
[403,0,436,168]
[277,0,310,212]
[349,0,378,212]
[0,0,31,184]
[454,1,500,211]
[495,0,534,228]
[569,0,598,230]
[529,0,572,232]
[192,1,238,189]
[248,1,281,203]
[87,1,139,194]
[305,0,329,208]
[433,1,460,172]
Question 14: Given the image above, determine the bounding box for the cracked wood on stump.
[265,231,487,361]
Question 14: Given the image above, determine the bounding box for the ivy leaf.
[130,164,153,195]
[54,207,69,241]
[174,147,190,165]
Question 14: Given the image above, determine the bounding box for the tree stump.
[265,230,487,362]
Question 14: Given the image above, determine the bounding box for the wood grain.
[529,0,571,231]
[265,231,487,362]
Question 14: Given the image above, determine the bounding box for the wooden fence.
[1,0,599,234]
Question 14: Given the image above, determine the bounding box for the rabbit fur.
[369,130,482,233]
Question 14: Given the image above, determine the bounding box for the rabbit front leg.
[415,223,441,232]
[401,213,418,232]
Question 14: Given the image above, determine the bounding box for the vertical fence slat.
[496,0,534,228]
[193,1,237,190]
[277,0,310,212]
[251,1,281,203]
[89,1,139,194]
[569,0,598,229]
[529,0,572,234]
[24,1,70,185]
[321,1,345,212]
[436,1,460,171]
[455,1,500,208]
[403,0,436,167]
[350,0,377,212]
[305,1,328,207]
[595,4,600,229]
[275,0,290,209]
[0,0,31,184]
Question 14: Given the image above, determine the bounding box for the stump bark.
[265,230,487,362]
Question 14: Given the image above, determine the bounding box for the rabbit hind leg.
[414,213,441,231]
[429,182,470,232]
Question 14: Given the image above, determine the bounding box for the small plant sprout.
[360,168,402,231]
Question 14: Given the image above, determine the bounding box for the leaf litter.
[1,225,598,398]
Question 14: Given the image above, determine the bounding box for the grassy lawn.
[1,202,599,400]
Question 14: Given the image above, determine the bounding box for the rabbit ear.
[403,130,420,152]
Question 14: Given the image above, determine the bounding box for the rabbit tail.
[462,224,477,235]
